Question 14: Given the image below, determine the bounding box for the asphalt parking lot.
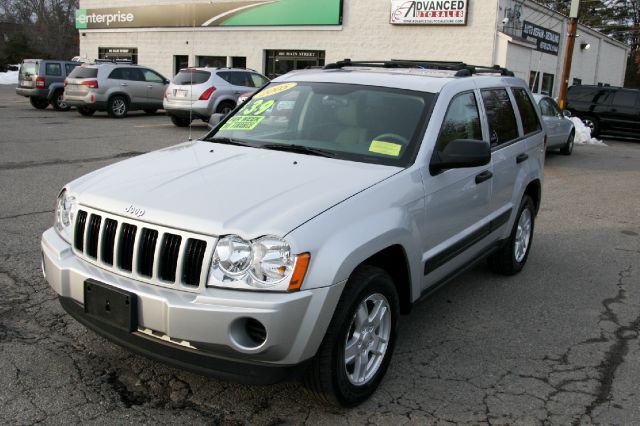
[1,83,639,425]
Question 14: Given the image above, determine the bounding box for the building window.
[572,78,582,86]
[265,50,325,79]
[542,73,554,96]
[197,56,226,68]
[174,55,188,76]
[98,47,137,64]
[529,71,540,93]
[231,57,247,68]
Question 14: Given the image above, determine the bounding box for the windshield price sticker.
[369,140,402,156]
[221,115,265,131]
[242,99,275,116]
[254,82,297,99]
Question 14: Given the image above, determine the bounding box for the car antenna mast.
[187,4,196,142]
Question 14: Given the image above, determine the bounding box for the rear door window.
[173,70,210,85]
[512,88,541,135]
[45,63,62,76]
[539,98,556,117]
[481,88,519,148]
[436,91,483,152]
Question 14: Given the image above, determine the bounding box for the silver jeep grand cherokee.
[42,60,545,406]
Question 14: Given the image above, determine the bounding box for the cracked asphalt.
[1,84,639,425]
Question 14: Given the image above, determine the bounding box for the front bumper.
[42,227,344,383]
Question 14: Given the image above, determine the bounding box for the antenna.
[188,3,196,142]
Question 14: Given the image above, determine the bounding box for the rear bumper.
[16,87,48,99]
[64,92,106,109]
[164,99,211,119]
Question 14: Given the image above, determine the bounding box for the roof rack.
[324,59,514,77]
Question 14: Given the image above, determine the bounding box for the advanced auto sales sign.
[391,0,468,25]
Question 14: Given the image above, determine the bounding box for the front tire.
[51,90,70,111]
[107,95,128,118]
[29,97,49,109]
[560,131,574,155]
[488,195,535,275]
[303,265,399,407]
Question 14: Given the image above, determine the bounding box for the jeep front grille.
[73,208,214,291]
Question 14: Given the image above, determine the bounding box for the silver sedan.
[534,94,575,155]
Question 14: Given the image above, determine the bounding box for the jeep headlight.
[209,235,309,292]
[54,189,76,243]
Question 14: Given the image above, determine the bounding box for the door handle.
[120,83,128,86]
[516,153,529,164]
[610,108,617,112]
[475,170,493,184]
[147,85,153,88]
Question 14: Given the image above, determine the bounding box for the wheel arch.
[524,179,542,216]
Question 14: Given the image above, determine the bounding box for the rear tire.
[107,95,128,118]
[303,265,399,407]
[170,115,191,127]
[143,108,158,114]
[581,115,599,138]
[51,90,70,111]
[77,107,95,116]
[560,131,574,155]
[30,97,49,110]
[488,195,535,276]
[216,101,235,116]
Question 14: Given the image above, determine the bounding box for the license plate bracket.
[84,279,137,332]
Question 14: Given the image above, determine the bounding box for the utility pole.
[557,0,580,110]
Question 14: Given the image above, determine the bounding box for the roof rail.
[324,59,514,77]
[94,58,134,64]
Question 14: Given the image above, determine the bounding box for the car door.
[422,90,493,288]
[44,62,63,87]
[141,68,168,107]
[607,89,640,133]
[538,97,563,147]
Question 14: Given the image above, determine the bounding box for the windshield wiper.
[261,144,335,158]
[204,137,254,147]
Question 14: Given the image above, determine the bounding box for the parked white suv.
[42,60,545,406]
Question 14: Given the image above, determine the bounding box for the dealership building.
[77,0,629,96]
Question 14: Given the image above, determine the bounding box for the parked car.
[533,94,575,155]
[164,67,269,127]
[42,60,544,407]
[63,62,169,118]
[16,59,80,110]
[566,85,640,138]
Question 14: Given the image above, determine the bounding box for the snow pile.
[570,117,607,146]
[0,70,19,85]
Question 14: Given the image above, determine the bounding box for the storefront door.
[265,50,325,78]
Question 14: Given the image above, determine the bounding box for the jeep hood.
[70,141,401,238]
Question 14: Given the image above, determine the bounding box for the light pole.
[558,0,580,110]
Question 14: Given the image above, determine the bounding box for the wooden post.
[558,0,580,110]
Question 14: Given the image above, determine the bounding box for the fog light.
[229,317,267,349]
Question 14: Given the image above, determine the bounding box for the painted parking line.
[134,124,176,128]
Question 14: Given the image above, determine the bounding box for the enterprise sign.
[391,0,468,25]
[521,20,560,56]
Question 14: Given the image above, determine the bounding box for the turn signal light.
[35,77,45,88]
[199,86,216,100]
[81,80,99,89]
[288,253,310,292]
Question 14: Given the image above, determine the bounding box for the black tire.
[303,265,399,407]
[488,195,535,276]
[77,107,96,116]
[216,101,235,116]
[51,90,70,111]
[581,115,599,137]
[143,108,158,114]
[107,95,129,118]
[29,97,49,110]
[560,131,574,155]
[170,115,191,127]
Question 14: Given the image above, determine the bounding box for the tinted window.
[65,63,79,76]
[436,92,482,152]
[45,63,62,76]
[512,88,541,134]
[218,71,252,87]
[539,98,556,117]
[593,90,613,105]
[68,67,98,79]
[109,67,144,81]
[481,89,519,147]
[612,90,638,107]
[173,70,210,85]
[143,69,164,83]
[568,86,598,103]
[250,73,269,88]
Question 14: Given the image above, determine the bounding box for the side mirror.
[164,79,170,85]
[562,110,572,118]
[207,113,225,129]
[430,139,491,174]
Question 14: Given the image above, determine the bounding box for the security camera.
[502,17,509,24]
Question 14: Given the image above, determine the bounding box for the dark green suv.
[16,59,80,111]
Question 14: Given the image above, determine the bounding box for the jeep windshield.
[204,82,434,166]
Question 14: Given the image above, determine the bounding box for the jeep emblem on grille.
[124,205,145,217]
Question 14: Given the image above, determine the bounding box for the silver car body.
[163,68,269,120]
[42,68,544,381]
[534,94,575,149]
[64,63,169,112]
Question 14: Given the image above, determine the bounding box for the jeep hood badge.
[124,204,145,217]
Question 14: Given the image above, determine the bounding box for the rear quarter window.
[173,70,210,85]
[512,88,541,135]
[68,67,98,79]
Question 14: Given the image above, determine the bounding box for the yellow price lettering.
[242,99,275,116]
